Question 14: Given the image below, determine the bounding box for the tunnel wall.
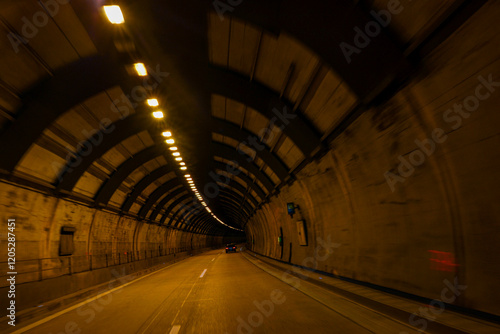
[246,2,500,317]
[0,181,223,310]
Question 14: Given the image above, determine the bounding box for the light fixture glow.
[179,162,185,166]
[134,63,148,76]
[152,111,164,118]
[175,157,182,161]
[103,5,124,24]
[166,139,175,144]
[184,175,191,178]
[169,147,178,151]
[172,152,180,156]
[180,167,187,170]
[162,131,172,137]
[147,99,159,107]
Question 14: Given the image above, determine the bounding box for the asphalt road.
[13,249,392,334]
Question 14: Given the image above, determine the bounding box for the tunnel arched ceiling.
[0,0,481,235]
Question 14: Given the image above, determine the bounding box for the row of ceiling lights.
[103,5,243,232]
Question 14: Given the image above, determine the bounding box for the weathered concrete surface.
[246,2,500,317]
[0,182,223,311]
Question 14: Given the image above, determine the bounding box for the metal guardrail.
[0,247,190,288]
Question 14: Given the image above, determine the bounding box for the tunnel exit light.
[103,5,124,24]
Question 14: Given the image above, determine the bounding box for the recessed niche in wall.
[59,226,76,256]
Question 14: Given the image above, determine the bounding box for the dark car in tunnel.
[225,243,237,253]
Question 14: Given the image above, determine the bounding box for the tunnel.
[0,0,499,333]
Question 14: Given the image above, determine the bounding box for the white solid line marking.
[169,325,181,334]
[200,269,207,278]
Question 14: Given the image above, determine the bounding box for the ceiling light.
[175,157,182,161]
[147,99,159,107]
[172,152,180,156]
[184,174,191,178]
[162,131,172,137]
[180,167,187,170]
[166,139,175,144]
[169,146,177,151]
[103,5,124,24]
[134,63,148,76]
[153,111,163,118]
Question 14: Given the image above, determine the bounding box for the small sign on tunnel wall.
[297,220,307,246]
